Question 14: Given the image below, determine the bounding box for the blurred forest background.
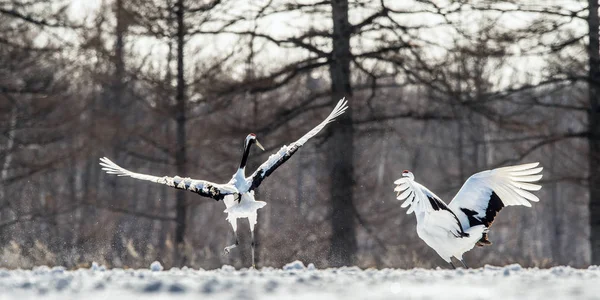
[0,0,598,269]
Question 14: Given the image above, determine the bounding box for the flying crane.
[100,98,348,267]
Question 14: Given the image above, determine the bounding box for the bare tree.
[0,0,595,269]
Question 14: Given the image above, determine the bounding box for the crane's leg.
[251,229,256,269]
[459,259,468,269]
[248,213,259,269]
[224,231,239,254]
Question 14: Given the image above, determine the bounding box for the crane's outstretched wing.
[394,177,467,238]
[448,162,543,235]
[248,98,348,190]
[99,157,237,201]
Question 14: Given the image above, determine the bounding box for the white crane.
[394,162,543,268]
[99,98,348,267]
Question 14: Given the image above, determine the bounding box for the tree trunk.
[0,105,17,244]
[588,0,600,265]
[174,0,188,267]
[327,0,356,267]
[108,0,127,267]
[114,0,125,107]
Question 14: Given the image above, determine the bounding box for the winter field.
[0,261,598,300]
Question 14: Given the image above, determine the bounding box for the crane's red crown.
[249,133,256,137]
[402,170,410,174]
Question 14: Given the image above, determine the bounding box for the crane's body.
[394,163,543,268]
[100,99,348,267]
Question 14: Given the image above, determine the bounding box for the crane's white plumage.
[100,98,348,265]
[394,162,543,267]
[295,98,347,146]
[449,162,542,232]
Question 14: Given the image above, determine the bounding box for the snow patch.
[0,263,598,299]
[150,261,163,272]
[283,260,306,271]
[90,262,106,272]
[502,264,522,276]
[220,265,235,272]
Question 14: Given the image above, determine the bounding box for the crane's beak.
[255,140,265,151]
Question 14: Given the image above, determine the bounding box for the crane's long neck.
[238,141,253,170]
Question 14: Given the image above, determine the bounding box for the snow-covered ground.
[0,261,598,300]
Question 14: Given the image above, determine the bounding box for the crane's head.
[238,133,265,170]
[401,170,414,180]
[245,133,265,151]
